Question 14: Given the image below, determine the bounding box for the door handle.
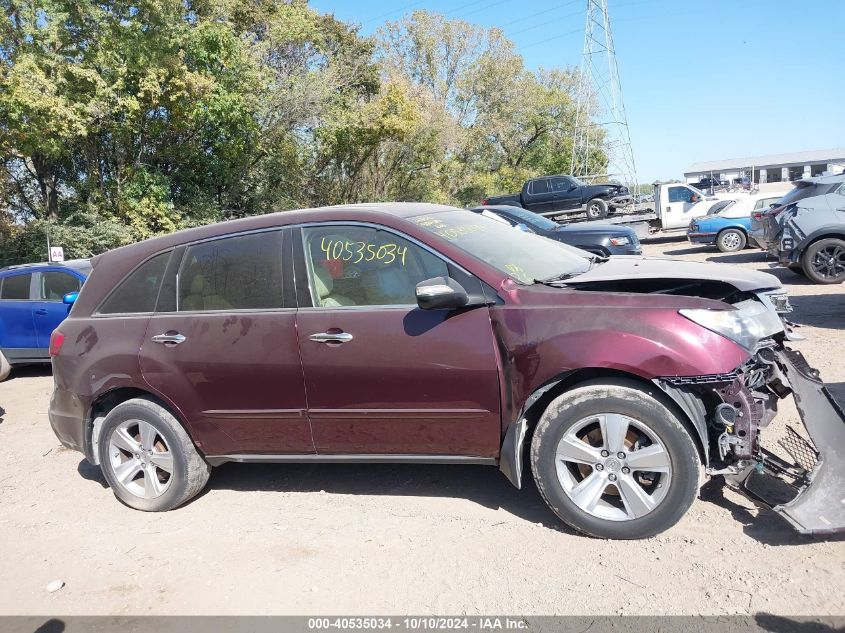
[34,309,48,316]
[151,333,187,345]
[309,332,353,344]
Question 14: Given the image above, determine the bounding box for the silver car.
[749,174,844,254]
[776,173,845,283]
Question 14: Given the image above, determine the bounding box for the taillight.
[49,330,65,357]
[481,198,489,205]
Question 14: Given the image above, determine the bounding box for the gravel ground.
[0,237,843,616]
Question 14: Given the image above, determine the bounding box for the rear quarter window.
[98,252,171,314]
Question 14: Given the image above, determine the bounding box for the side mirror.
[569,184,578,191]
[415,277,469,311]
[62,291,79,305]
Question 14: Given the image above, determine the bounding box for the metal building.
[684,148,845,185]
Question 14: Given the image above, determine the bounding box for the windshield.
[496,206,558,231]
[411,210,591,284]
[569,176,586,187]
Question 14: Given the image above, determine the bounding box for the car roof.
[795,172,845,186]
[91,202,465,267]
[0,259,91,274]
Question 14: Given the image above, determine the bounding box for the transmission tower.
[570,0,638,189]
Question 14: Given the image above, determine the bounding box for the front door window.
[300,225,448,308]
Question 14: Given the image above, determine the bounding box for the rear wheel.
[716,228,747,253]
[802,238,845,284]
[530,381,700,539]
[98,397,210,511]
[585,198,609,220]
[0,351,10,382]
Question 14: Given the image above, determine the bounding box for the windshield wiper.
[535,271,583,284]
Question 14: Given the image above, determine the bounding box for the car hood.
[553,223,631,235]
[564,255,781,293]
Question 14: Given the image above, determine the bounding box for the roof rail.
[0,259,91,273]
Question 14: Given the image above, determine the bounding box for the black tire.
[801,238,845,284]
[716,228,747,253]
[98,397,210,511]
[585,198,609,220]
[530,380,700,539]
[0,351,10,382]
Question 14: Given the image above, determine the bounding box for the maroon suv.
[49,203,845,539]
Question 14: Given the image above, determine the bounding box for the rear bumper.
[48,384,89,458]
[730,349,845,534]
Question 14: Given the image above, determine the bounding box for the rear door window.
[178,231,283,312]
[38,271,82,301]
[99,252,170,314]
[529,179,550,195]
[0,273,32,300]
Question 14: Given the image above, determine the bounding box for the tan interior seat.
[181,275,233,311]
[313,264,355,307]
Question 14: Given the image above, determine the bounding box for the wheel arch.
[499,367,709,489]
[717,224,748,236]
[85,387,199,465]
[796,229,845,254]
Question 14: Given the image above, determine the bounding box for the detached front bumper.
[729,348,845,534]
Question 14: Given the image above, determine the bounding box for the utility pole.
[571,0,638,191]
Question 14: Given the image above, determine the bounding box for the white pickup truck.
[554,182,787,238]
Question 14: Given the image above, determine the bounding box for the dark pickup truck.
[481,175,632,220]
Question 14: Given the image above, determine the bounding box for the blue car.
[687,193,785,252]
[0,260,90,380]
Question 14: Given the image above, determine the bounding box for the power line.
[516,27,582,51]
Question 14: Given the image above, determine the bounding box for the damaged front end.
[661,342,845,535]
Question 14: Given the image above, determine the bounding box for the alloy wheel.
[810,244,845,281]
[107,419,174,499]
[554,413,672,521]
[720,231,742,251]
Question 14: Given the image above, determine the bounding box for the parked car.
[481,175,632,220]
[749,174,845,254]
[687,192,787,252]
[469,204,642,256]
[49,203,843,538]
[776,176,845,283]
[0,260,90,381]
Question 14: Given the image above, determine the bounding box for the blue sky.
[311,0,845,183]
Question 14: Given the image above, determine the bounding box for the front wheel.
[801,238,845,284]
[717,228,747,253]
[98,397,210,511]
[585,198,609,220]
[530,381,700,539]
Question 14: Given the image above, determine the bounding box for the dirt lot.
[1,237,843,616]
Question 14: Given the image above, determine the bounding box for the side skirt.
[205,454,499,467]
